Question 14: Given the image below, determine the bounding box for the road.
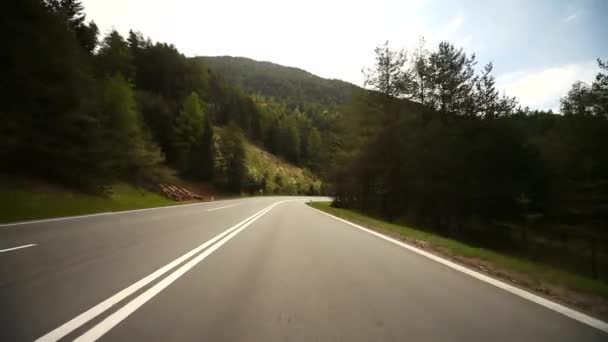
[0,197,606,341]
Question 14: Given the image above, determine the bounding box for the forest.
[333,40,608,235]
[2,0,330,195]
[3,1,608,254]
[330,41,608,280]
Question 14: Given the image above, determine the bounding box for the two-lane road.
[1,197,606,341]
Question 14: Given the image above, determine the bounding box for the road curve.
[0,197,606,341]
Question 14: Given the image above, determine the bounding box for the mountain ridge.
[195,55,365,108]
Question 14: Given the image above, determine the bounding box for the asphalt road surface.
[1,197,606,341]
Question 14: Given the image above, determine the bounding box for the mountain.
[195,56,364,108]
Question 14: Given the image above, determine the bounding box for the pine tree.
[362,41,411,98]
[172,92,206,174]
[96,30,135,80]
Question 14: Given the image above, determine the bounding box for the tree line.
[332,40,608,237]
[2,0,327,194]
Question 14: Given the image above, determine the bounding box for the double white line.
[36,201,286,342]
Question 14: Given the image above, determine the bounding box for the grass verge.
[0,180,186,224]
[308,201,608,317]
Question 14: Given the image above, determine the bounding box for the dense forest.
[332,40,608,241]
[2,0,329,195]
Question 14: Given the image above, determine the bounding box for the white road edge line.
[307,204,608,334]
[74,201,285,342]
[0,243,37,253]
[34,203,279,342]
[207,204,238,212]
[0,198,248,228]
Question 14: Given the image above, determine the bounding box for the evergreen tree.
[427,41,477,115]
[362,41,411,98]
[411,37,432,107]
[214,125,246,192]
[96,30,135,80]
[172,92,206,174]
[1,0,104,187]
[46,0,99,53]
[278,116,301,163]
[591,59,608,116]
[305,127,323,171]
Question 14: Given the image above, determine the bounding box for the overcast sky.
[82,0,607,111]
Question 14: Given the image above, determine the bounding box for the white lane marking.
[207,204,238,212]
[74,201,285,342]
[0,243,37,253]
[307,204,608,334]
[0,198,250,228]
[34,203,278,342]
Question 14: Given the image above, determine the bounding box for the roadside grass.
[0,180,185,224]
[308,201,608,301]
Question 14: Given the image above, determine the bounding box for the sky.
[82,0,607,111]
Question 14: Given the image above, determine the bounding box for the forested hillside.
[2,0,324,196]
[197,56,363,108]
[332,41,608,241]
[198,56,357,176]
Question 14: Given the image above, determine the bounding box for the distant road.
[1,197,606,341]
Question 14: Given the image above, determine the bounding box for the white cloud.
[497,61,597,111]
[563,9,582,23]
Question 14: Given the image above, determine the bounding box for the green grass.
[308,201,608,300]
[0,181,185,224]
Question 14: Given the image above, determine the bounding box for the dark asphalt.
[0,197,606,341]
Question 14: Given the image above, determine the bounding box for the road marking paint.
[307,204,608,334]
[207,204,238,212]
[34,202,280,342]
[74,201,284,342]
[0,199,247,228]
[0,244,37,253]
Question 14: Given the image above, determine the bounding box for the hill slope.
[213,126,322,195]
[0,139,320,223]
[246,143,322,195]
[196,56,364,108]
